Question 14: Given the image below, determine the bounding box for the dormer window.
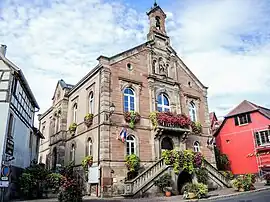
[234,113,251,126]
[155,16,161,29]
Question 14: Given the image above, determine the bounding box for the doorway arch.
[161,136,174,150]
[177,171,192,194]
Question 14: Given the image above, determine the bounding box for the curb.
[185,186,270,201]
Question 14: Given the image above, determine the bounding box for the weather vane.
[154,0,158,7]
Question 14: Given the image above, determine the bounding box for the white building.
[0,44,43,199]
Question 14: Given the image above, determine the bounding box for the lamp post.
[106,103,115,121]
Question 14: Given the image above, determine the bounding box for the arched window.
[70,144,75,162]
[73,103,77,123]
[193,141,200,152]
[189,101,197,122]
[87,138,93,156]
[123,88,135,112]
[126,135,136,155]
[157,93,170,112]
[155,16,161,29]
[89,92,94,114]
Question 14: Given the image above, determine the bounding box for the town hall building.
[38,3,221,197]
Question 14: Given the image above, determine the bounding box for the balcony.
[149,111,201,134]
[50,132,66,146]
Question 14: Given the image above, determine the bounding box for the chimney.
[0,44,7,57]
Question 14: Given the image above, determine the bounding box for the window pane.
[261,134,266,144]
[130,96,134,103]
[165,108,170,112]
[130,103,135,111]
[124,96,128,102]
[163,96,169,105]
[158,95,162,104]
[157,107,162,112]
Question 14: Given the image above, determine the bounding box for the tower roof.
[147,2,166,17]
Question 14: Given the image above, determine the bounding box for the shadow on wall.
[177,170,192,194]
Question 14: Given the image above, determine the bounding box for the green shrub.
[184,182,208,199]
[195,168,208,184]
[154,173,172,192]
[125,154,140,172]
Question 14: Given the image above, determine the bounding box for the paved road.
[215,190,270,202]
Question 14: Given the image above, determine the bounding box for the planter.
[165,191,171,197]
[239,188,245,192]
[188,192,196,199]
[84,114,94,127]
[127,171,138,181]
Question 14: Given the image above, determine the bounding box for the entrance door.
[161,137,174,150]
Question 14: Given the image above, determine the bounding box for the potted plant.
[81,155,93,171]
[125,154,140,180]
[124,111,140,129]
[264,173,270,185]
[191,121,202,135]
[84,113,94,127]
[183,183,208,199]
[154,173,172,197]
[68,123,77,135]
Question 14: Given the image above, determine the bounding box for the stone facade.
[38,3,216,197]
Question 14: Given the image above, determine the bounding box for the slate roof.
[225,100,270,119]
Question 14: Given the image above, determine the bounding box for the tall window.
[189,101,197,122]
[124,88,135,112]
[157,93,170,112]
[89,92,94,114]
[193,141,200,152]
[70,144,75,162]
[126,135,136,155]
[73,103,77,123]
[255,130,270,146]
[7,113,14,138]
[87,138,93,156]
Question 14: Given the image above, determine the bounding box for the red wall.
[216,112,270,174]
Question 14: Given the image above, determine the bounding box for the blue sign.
[1,166,10,177]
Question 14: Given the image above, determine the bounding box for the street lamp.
[106,103,115,121]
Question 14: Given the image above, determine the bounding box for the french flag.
[119,127,127,143]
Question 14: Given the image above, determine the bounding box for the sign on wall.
[5,138,14,156]
[88,165,99,184]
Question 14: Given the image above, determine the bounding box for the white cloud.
[0,0,269,120]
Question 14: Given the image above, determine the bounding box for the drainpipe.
[97,68,102,197]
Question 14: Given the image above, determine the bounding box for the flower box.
[68,123,77,135]
[84,113,94,127]
[124,111,140,129]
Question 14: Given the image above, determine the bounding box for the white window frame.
[73,103,77,123]
[237,114,249,126]
[157,93,170,112]
[189,101,197,122]
[89,92,94,114]
[193,141,200,152]
[255,130,270,147]
[87,138,93,156]
[126,135,136,155]
[123,88,136,112]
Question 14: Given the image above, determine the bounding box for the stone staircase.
[203,160,232,188]
[122,158,171,197]
[122,158,231,197]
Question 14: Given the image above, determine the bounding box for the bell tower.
[147,1,168,42]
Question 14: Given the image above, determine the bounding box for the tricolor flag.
[119,127,127,143]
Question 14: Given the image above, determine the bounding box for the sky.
[0,0,270,120]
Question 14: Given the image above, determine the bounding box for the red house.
[214,100,270,175]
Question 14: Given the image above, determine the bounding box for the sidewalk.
[14,182,270,202]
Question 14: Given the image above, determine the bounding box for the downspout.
[98,67,102,197]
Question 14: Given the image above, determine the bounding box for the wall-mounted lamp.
[106,103,115,121]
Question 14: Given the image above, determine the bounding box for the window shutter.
[234,116,239,126]
[255,132,260,146]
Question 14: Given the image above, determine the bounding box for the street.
[215,190,270,202]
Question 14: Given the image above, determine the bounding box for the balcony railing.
[50,132,66,145]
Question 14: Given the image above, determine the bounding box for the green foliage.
[214,147,230,170]
[195,168,208,185]
[162,149,203,174]
[232,174,256,191]
[191,121,202,135]
[84,113,94,127]
[19,163,51,199]
[124,111,141,129]
[149,112,158,129]
[47,173,64,193]
[184,183,208,199]
[58,163,83,202]
[69,123,77,133]
[154,173,172,192]
[81,155,93,171]
[125,154,140,172]
[220,171,234,180]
